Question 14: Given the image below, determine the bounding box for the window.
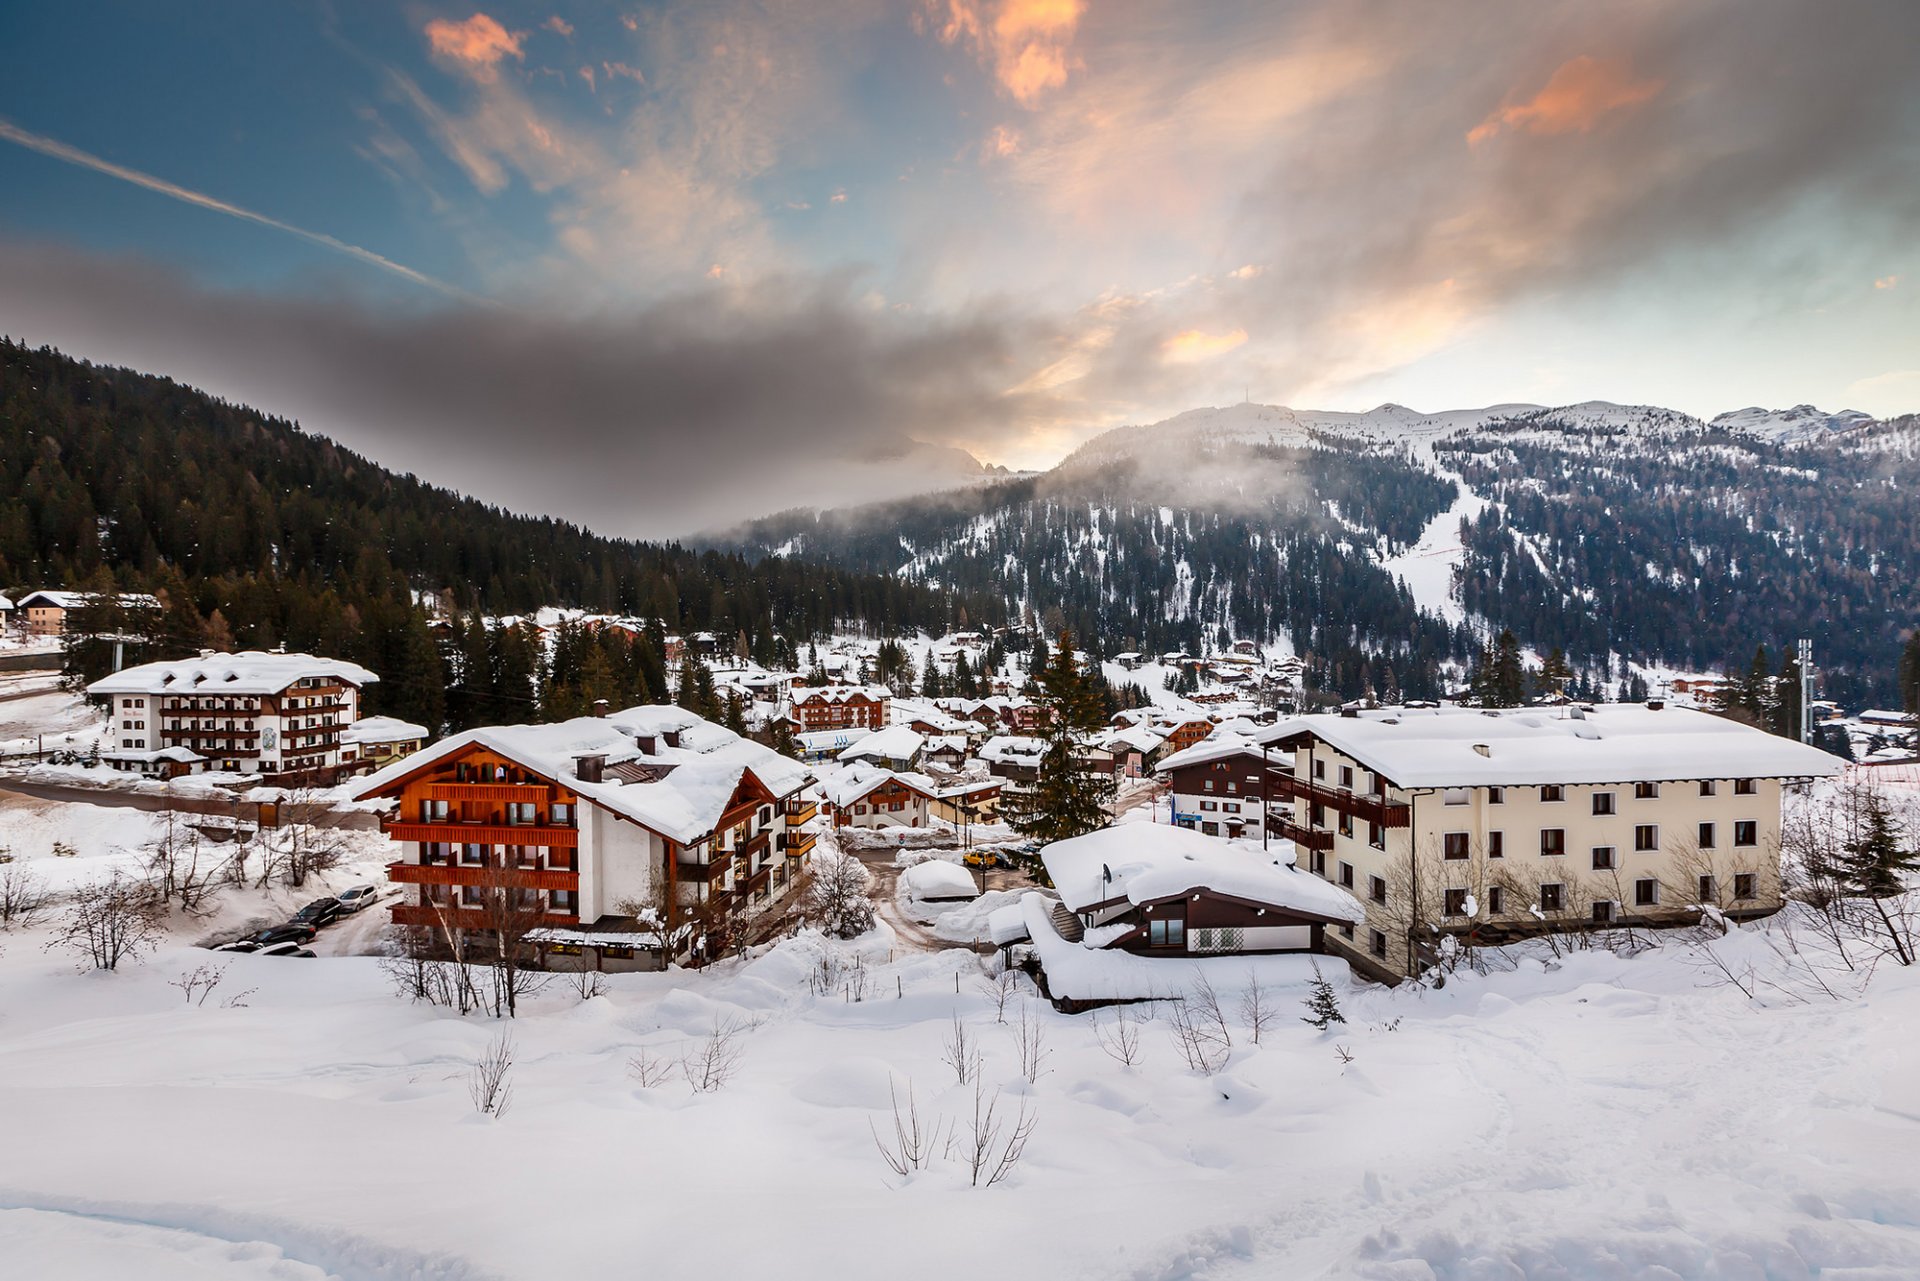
[1488,830,1505,859]
[1487,886,1506,914]
[423,799,450,822]
[1339,765,1354,790]
[1340,923,1355,940]
[549,889,577,915]
[1488,787,1505,805]
[1369,929,1388,960]
[507,802,537,826]
[1539,882,1565,912]
[1699,780,1717,797]
[1368,875,1387,905]
[1734,820,1758,848]
[1592,791,1616,816]
[1635,824,1659,852]
[1221,802,1240,814]
[460,843,485,865]
[1225,781,1237,794]
[1540,784,1565,803]
[1540,828,1566,856]
[461,885,485,907]
[1635,878,1659,907]
[1591,846,1615,871]
[1310,850,1326,876]
[1698,874,1717,901]
[1444,888,1470,917]
[1310,802,1326,828]
[1368,772,1384,797]
[1443,787,1470,806]
[1635,782,1660,800]
[1313,758,1326,780]
[550,803,575,826]
[1698,822,1717,850]
[1443,831,1470,860]
[1338,861,1354,889]
[1592,900,1616,924]
[1147,917,1185,948]
[1734,779,1757,796]
[1203,779,1215,792]
[1338,811,1353,838]
[1733,873,1756,901]
[1369,821,1385,851]
[1199,799,1217,812]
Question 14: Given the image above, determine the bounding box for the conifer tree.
[1004,631,1115,846]
[1301,964,1345,1029]
[1838,789,1917,966]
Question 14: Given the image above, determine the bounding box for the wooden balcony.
[784,830,816,856]
[388,861,579,891]
[426,782,553,803]
[1275,818,1334,852]
[1269,772,1411,827]
[385,821,579,848]
[390,904,580,930]
[785,800,819,824]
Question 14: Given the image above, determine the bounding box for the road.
[0,776,380,829]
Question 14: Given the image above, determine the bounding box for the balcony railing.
[390,904,580,930]
[1268,772,1411,827]
[427,782,554,803]
[784,800,818,824]
[388,861,579,891]
[784,831,816,856]
[1275,818,1334,852]
[385,821,580,848]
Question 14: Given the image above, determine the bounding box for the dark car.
[258,941,317,958]
[247,922,318,948]
[211,938,262,953]
[291,898,345,929]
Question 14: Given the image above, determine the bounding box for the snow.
[836,724,925,763]
[88,650,379,696]
[339,716,428,746]
[899,857,979,901]
[1040,824,1367,923]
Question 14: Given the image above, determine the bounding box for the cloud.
[0,118,473,301]
[1875,275,1899,290]
[1467,55,1662,145]
[424,13,526,83]
[923,0,1086,106]
[543,16,574,39]
[0,244,1070,539]
[1162,327,1248,364]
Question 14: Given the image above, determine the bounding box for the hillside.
[0,339,1000,723]
[721,399,1920,707]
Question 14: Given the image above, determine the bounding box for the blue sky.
[1,2,1916,534]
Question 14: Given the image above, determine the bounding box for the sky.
[0,1,1917,538]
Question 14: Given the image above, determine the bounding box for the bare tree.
[1238,973,1277,1045]
[254,789,352,890]
[806,851,875,939]
[1093,1006,1143,1067]
[628,1047,676,1088]
[941,1012,982,1084]
[0,862,50,929]
[1189,972,1233,1050]
[47,873,162,971]
[872,1078,946,1178]
[682,1015,750,1092]
[141,795,218,914]
[1009,1000,1051,1083]
[1166,996,1230,1073]
[981,966,1020,1023]
[961,1079,1038,1189]
[469,1031,515,1118]
[169,962,227,1006]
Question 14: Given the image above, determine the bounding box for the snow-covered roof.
[1252,704,1845,787]
[351,705,809,845]
[103,745,206,764]
[819,763,941,807]
[1156,731,1263,772]
[837,725,925,762]
[16,589,160,610]
[341,715,429,745]
[1099,724,1168,755]
[978,735,1047,765]
[0,593,12,611]
[1041,824,1366,923]
[89,651,379,696]
[901,859,979,900]
[790,684,891,705]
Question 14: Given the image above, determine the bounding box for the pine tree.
[1837,790,1917,965]
[1900,629,1920,719]
[1538,646,1573,697]
[1004,631,1116,846]
[1301,964,1345,1029]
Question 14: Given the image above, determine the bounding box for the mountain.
[721,398,1919,708]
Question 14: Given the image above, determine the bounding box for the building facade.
[787,685,892,733]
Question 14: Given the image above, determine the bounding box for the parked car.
[258,941,316,958]
[246,922,318,948]
[211,938,262,953]
[334,884,381,913]
[291,898,345,929]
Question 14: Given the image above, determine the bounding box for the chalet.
[820,764,939,829]
[1159,714,1217,756]
[102,745,206,780]
[1037,824,1365,961]
[1096,722,1168,779]
[349,704,814,968]
[837,724,926,771]
[1112,652,1143,671]
[0,593,12,628]
[922,734,970,771]
[16,589,159,638]
[340,716,430,774]
[1164,704,1844,981]
[929,777,1003,828]
[89,651,378,780]
[787,684,892,733]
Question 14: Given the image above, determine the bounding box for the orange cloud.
[925,0,1085,107]
[1875,274,1899,290]
[424,13,525,83]
[1162,327,1248,364]
[543,16,573,38]
[1468,55,1661,145]
[985,124,1022,157]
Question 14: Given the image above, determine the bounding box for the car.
[258,941,316,958]
[334,884,381,913]
[211,938,262,953]
[291,897,345,928]
[246,922,318,949]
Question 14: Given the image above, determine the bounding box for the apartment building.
[350,704,814,967]
[786,684,892,733]
[16,589,158,638]
[89,651,377,779]
[1162,703,1844,981]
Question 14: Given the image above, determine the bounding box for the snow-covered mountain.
[1708,404,1879,444]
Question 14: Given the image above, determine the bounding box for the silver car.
[334,884,381,913]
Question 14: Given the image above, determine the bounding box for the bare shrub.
[807,852,875,939]
[1166,997,1231,1074]
[1189,972,1233,1049]
[1010,1000,1051,1083]
[1334,1043,1355,1065]
[1238,973,1276,1045]
[254,790,352,890]
[682,1016,750,1093]
[981,966,1020,1023]
[628,1047,676,1088]
[1093,1006,1143,1068]
[567,966,607,1002]
[0,863,50,929]
[170,962,227,1006]
[872,1078,946,1178]
[469,1031,515,1118]
[941,1012,982,1085]
[47,873,162,972]
[960,1079,1038,1188]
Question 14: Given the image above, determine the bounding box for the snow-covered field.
[0,789,1917,1279]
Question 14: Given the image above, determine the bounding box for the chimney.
[635,733,658,755]
[592,698,611,718]
[573,753,606,784]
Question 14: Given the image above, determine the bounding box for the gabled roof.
[89,651,378,697]
[17,589,159,610]
[820,763,942,808]
[1042,824,1365,923]
[837,724,926,763]
[341,715,429,745]
[1251,704,1844,787]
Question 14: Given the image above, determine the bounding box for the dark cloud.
[0,244,1062,539]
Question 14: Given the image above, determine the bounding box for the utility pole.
[1798,637,1813,745]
